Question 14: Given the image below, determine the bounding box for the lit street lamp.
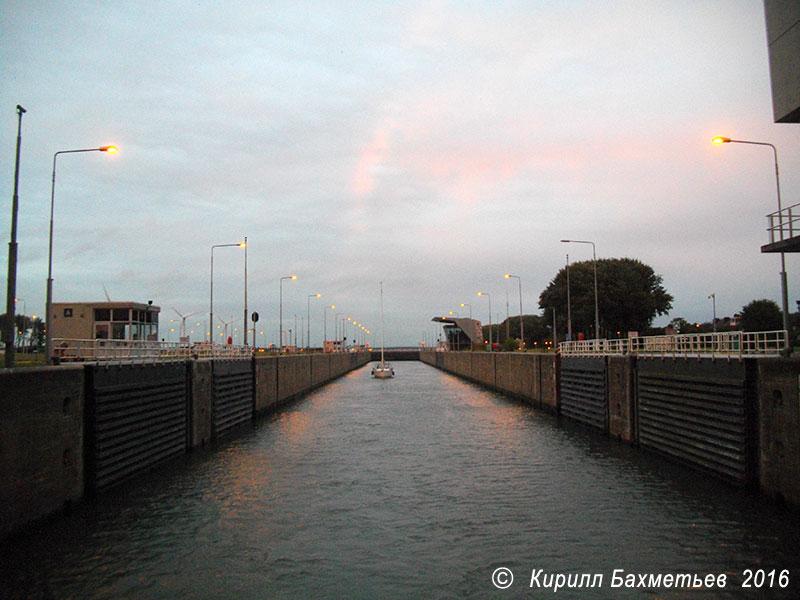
[307,293,321,350]
[561,239,600,339]
[460,302,472,319]
[324,304,335,350]
[45,145,118,363]
[210,241,246,342]
[504,274,524,348]
[712,136,790,349]
[477,291,492,350]
[280,275,297,352]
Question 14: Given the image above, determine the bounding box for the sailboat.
[371,281,394,378]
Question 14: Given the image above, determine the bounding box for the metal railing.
[559,330,787,359]
[767,202,799,244]
[51,338,253,364]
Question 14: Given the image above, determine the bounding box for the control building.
[432,316,484,351]
[50,301,160,341]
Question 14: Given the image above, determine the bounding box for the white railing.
[559,330,787,359]
[52,338,253,364]
[767,202,799,245]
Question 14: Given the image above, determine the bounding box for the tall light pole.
[477,292,492,350]
[4,105,25,367]
[712,136,790,348]
[324,304,335,350]
[307,293,321,351]
[565,254,573,341]
[335,312,345,346]
[279,275,297,352]
[708,293,717,334]
[460,302,472,319]
[45,144,118,363]
[210,241,246,343]
[504,274,524,349]
[561,239,600,339]
[243,236,248,345]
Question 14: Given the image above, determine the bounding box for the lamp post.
[279,275,297,352]
[460,302,472,319]
[243,236,248,345]
[561,239,600,339]
[708,293,717,334]
[504,274,524,349]
[324,304,335,351]
[335,312,345,347]
[566,254,573,341]
[307,293,321,351]
[45,144,118,363]
[712,136,790,348]
[477,292,492,350]
[210,241,246,343]
[4,105,26,368]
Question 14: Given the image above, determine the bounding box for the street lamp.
[460,302,472,319]
[45,144,118,363]
[708,293,717,334]
[307,293,321,351]
[561,239,600,339]
[477,291,492,350]
[504,274,524,349]
[712,136,790,347]
[324,304,335,350]
[243,236,248,345]
[335,312,345,347]
[210,241,246,343]
[4,105,25,368]
[280,275,298,352]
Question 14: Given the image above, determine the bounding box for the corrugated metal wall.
[212,359,254,437]
[560,357,607,431]
[637,359,757,485]
[85,363,188,491]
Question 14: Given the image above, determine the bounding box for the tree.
[538,258,673,339]
[739,299,782,332]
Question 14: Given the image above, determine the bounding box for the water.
[3,361,800,599]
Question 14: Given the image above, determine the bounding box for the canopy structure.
[431,317,483,350]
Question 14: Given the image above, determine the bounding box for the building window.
[94,308,111,321]
[63,308,73,318]
[113,308,129,321]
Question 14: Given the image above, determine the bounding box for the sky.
[1,0,798,348]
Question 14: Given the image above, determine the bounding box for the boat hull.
[371,364,394,378]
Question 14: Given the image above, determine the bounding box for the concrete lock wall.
[0,366,85,539]
[190,359,214,448]
[2,352,370,539]
[254,356,279,414]
[423,351,800,507]
[756,358,800,507]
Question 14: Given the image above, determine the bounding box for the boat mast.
[380,281,385,367]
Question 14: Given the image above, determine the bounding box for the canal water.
[3,361,800,599]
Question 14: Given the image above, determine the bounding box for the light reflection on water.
[3,361,800,599]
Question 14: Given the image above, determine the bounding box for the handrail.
[559,330,787,359]
[767,202,799,244]
[51,338,253,364]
